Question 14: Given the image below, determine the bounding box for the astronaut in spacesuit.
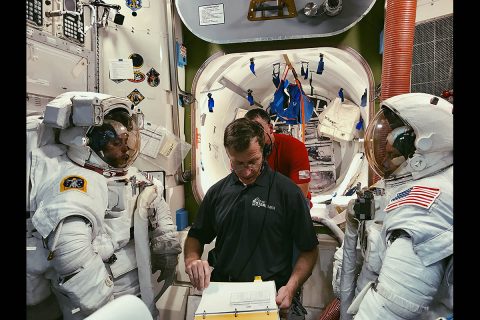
[26,92,181,320]
[333,92,453,320]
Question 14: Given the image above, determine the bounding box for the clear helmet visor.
[88,109,141,169]
[364,108,410,178]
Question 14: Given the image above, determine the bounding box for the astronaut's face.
[103,132,132,168]
[88,109,141,169]
[365,108,410,179]
[380,140,405,178]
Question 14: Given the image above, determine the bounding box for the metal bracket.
[247,0,297,21]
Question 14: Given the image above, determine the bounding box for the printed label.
[199,4,225,26]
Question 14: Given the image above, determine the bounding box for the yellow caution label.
[60,176,87,192]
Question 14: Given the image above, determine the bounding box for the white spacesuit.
[26,92,182,320]
[333,93,453,320]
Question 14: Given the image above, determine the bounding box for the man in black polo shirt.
[184,118,319,318]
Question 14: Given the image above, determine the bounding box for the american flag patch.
[299,170,310,180]
[385,186,440,212]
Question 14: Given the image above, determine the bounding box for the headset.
[388,126,416,159]
[263,142,272,159]
[244,108,278,168]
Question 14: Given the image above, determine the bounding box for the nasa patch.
[127,88,145,106]
[60,176,87,192]
[126,0,142,11]
[146,67,160,87]
[128,70,145,83]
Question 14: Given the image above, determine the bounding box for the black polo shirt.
[188,164,318,289]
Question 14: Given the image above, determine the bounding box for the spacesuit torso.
[381,166,453,267]
[350,166,453,320]
[28,143,179,320]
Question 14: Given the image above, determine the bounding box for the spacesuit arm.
[136,182,182,300]
[149,194,182,256]
[352,235,447,320]
[47,216,114,315]
[141,177,181,256]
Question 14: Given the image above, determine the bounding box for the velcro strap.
[374,281,428,313]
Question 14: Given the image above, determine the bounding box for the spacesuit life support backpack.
[26,111,58,306]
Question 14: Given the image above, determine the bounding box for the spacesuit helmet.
[47,92,143,176]
[86,108,141,170]
[364,92,453,179]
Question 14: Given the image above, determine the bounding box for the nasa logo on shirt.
[60,176,87,192]
[252,197,266,208]
[251,197,276,211]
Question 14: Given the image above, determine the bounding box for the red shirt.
[268,133,311,185]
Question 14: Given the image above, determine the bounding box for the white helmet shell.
[365,92,453,180]
[381,93,453,154]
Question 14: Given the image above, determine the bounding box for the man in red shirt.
[245,108,312,206]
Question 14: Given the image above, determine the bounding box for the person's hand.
[185,259,211,291]
[275,285,295,313]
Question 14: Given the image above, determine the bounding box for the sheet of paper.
[159,137,178,157]
[140,123,165,158]
[109,59,134,80]
[230,290,271,305]
[194,281,278,316]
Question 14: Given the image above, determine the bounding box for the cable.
[234,162,274,281]
[90,0,121,11]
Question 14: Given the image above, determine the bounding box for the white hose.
[339,203,360,320]
[316,216,344,244]
[134,186,157,317]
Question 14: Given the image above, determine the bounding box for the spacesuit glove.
[346,198,356,218]
[151,233,182,255]
[151,253,178,276]
[151,253,179,300]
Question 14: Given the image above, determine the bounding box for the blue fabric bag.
[270,80,289,115]
[281,83,314,124]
